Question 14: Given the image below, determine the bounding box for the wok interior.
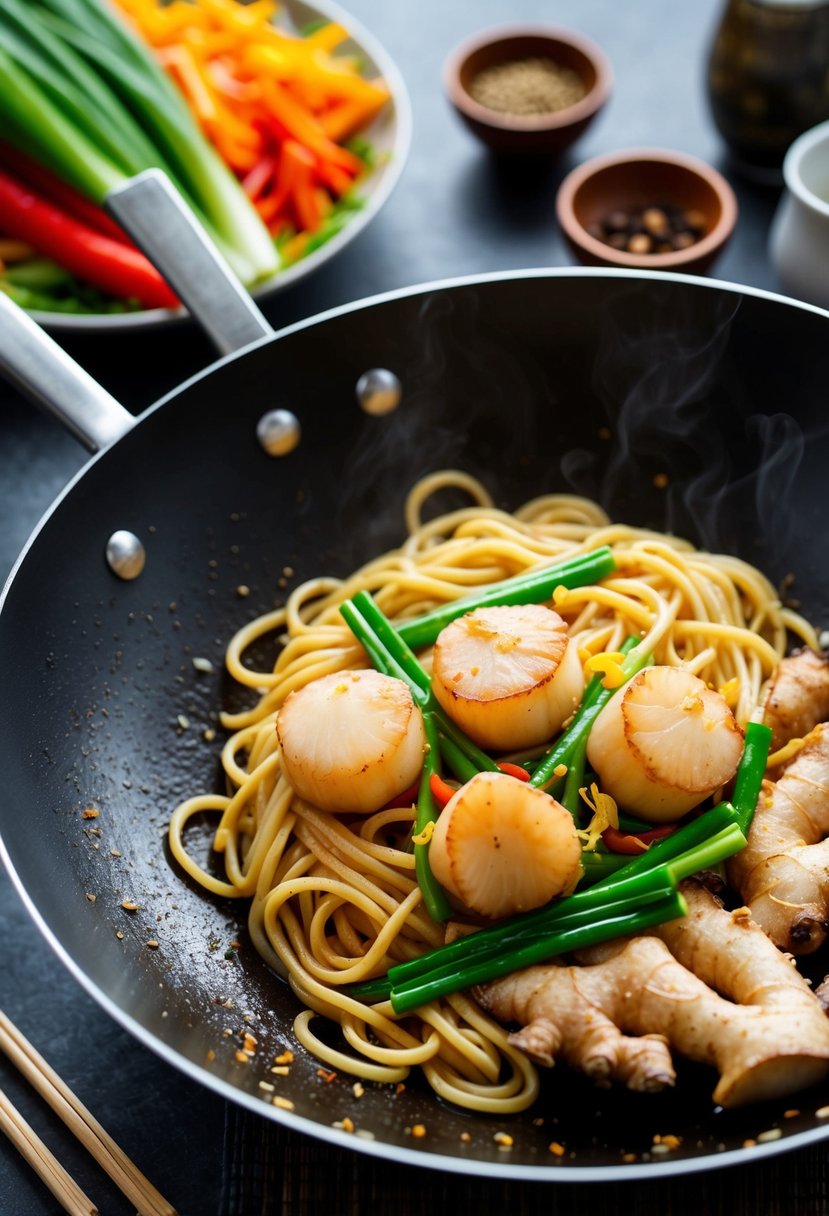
[2,273,828,1172]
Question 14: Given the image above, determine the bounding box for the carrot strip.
[112,0,390,247]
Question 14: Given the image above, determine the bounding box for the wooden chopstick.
[0,1010,177,1216]
[0,1086,97,1216]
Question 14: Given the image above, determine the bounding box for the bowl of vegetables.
[0,0,410,330]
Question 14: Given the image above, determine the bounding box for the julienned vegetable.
[0,165,178,309]
[112,0,391,263]
[0,0,278,289]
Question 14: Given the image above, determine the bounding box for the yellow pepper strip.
[576,783,619,851]
[584,651,628,689]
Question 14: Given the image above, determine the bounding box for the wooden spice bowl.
[556,148,739,273]
[443,25,613,157]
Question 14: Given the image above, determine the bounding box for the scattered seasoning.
[494,1131,514,1151]
[622,1152,638,1163]
[274,1050,294,1066]
[176,714,190,731]
[588,204,708,255]
[653,472,670,489]
[236,584,251,598]
[469,57,586,117]
[258,1080,275,1093]
[203,728,216,742]
[205,1049,216,1063]
[757,1128,782,1143]
[271,1065,291,1077]
[334,1116,355,1133]
[82,807,100,819]
[85,892,96,903]
[816,1105,829,1118]
[548,1141,566,1157]
[410,1123,427,1139]
[352,1082,365,1099]
[115,930,124,940]
[146,939,159,949]
[395,1082,406,1095]
[784,1109,800,1119]
[121,900,140,912]
[459,1131,472,1143]
[192,656,214,673]
[234,1050,250,1064]
[274,1096,295,1111]
[316,1068,337,1083]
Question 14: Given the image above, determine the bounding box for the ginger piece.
[475,881,829,1107]
[477,952,676,1093]
[761,647,829,753]
[727,722,829,953]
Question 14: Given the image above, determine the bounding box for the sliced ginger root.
[728,721,829,953]
[475,881,829,1107]
[761,647,829,753]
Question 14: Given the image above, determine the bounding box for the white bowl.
[769,119,829,310]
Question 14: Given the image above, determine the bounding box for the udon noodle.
[169,471,816,1113]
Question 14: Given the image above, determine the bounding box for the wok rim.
[4,265,829,1181]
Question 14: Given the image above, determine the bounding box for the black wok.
[1,267,828,1180]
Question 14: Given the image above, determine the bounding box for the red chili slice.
[602,824,677,854]
[497,761,531,782]
[429,773,458,809]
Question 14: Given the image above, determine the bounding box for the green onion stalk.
[0,0,279,284]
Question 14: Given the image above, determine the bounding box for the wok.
[1,263,829,1181]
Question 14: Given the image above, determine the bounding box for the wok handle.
[0,292,134,452]
[105,169,274,356]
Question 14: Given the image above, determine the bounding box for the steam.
[563,285,807,558]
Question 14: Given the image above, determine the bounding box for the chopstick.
[0,1087,96,1216]
[0,1010,177,1216]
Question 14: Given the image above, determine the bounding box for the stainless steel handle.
[0,168,275,453]
[0,292,134,452]
[105,169,274,356]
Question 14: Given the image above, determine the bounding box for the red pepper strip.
[497,761,531,782]
[241,154,278,203]
[429,773,458,809]
[601,824,677,855]
[0,142,129,245]
[0,170,179,310]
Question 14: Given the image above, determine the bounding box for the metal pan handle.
[0,292,134,451]
[105,169,274,356]
[0,169,274,452]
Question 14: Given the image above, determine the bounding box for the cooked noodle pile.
[169,471,816,1113]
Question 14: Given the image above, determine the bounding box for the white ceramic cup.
[769,119,829,309]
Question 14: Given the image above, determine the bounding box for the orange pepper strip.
[258,75,364,174]
[157,45,218,123]
[315,159,356,198]
[429,773,458,809]
[319,95,385,142]
[301,22,351,52]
